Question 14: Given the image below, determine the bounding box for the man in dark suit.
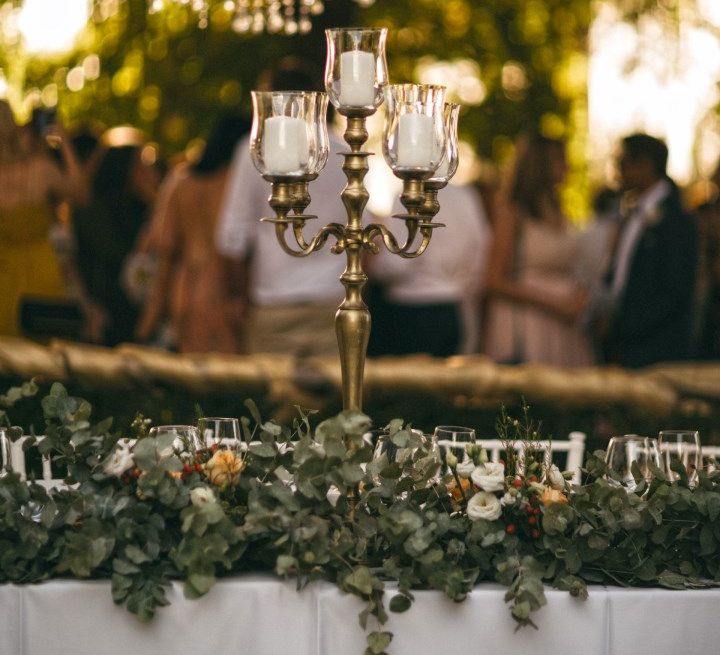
[590,134,698,367]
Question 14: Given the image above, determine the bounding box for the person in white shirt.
[366,183,491,356]
[215,62,348,357]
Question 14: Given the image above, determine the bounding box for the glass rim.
[608,435,657,443]
[150,425,199,431]
[251,90,327,98]
[325,26,388,34]
[197,417,240,423]
[387,83,446,93]
[434,425,476,433]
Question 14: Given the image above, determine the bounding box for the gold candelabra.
[251,29,459,412]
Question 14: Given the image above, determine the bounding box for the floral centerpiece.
[1,383,719,655]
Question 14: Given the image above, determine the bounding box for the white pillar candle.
[396,113,434,168]
[263,116,308,175]
[339,50,376,107]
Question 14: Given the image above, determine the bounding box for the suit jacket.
[603,183,698,367]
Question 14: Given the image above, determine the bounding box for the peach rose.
[204,450,245,487]
[448,477,472,501]
[541,488,568,505]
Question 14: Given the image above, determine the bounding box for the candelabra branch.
[362,176,444,258]
[262,177,345,257]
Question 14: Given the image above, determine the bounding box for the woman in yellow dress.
[0,101,86,337]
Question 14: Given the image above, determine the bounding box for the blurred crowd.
[1,75,719,368]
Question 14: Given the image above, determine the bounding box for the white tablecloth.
[1,576,719,655]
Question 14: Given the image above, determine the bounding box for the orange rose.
[204,449,245,487]
[448,477,472,501]
[541,488,568,505]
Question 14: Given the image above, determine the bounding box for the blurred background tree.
[2,0,719,214]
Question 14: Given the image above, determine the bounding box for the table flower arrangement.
[1,382,719,655]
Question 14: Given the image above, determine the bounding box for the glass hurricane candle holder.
[310,91,330,174]
[324,27,388,113]
[383,84,447,177]
[428,102,460,185]
[250,91,325,179]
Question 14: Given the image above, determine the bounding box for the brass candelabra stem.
[262,111,444,412]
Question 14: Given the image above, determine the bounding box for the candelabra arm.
[362,176,444,258]
[262,177,345,257]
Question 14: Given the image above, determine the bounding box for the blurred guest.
[0,101,87,337]
[72,131,162,345]
[215,60,345,357]
[136,115,250,353]
[692,169,720,359]
[575,187,621,292]
[587,133,698,367]
[367,183,491,357]
[484,132,591,366]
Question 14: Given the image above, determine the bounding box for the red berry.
[533,507,541,515]
[512,478,523,489]
[195,463,203,473]
[528,516,536,525]
[183,463,192,474]
[531,529,541,539]
[529,475,538,483]
[505,524,517,535]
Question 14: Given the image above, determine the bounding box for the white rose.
[467,491,502,521]
[456,459,475,479]
[471,462,505,492]
[103,444,134,477]
[547,464,565,491]
[190,486,216,507]
[500,492,516,507]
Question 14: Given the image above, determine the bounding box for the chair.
[436,431,587,485]
[6,436,65,490]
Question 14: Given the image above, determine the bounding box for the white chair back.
[5,436,62,490]
[436,431,587,485]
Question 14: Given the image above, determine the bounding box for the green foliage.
[1,382,719,654]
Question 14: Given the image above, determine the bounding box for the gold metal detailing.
[263,113,444,412]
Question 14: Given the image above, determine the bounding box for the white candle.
[263,116,308,175]
[339,50,375,107]
[396,113,434,168]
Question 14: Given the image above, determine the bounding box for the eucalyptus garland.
[1,382,719,655]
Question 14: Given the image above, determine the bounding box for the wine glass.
[0,426,13,475]
[372,429,437,477]
[149,425,204,457]
[197,417,242,451]
[433,425,476,471]
[605,435,661,492]
[659,430,702,485]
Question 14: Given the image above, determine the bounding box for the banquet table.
[1,576,719,655]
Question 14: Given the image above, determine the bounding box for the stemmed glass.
[605,435,661,492]
[433,425,476,471]
[149,425,204,458]
[0,426,13,475]
[659,430,702,485]
[197,417,242,451]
